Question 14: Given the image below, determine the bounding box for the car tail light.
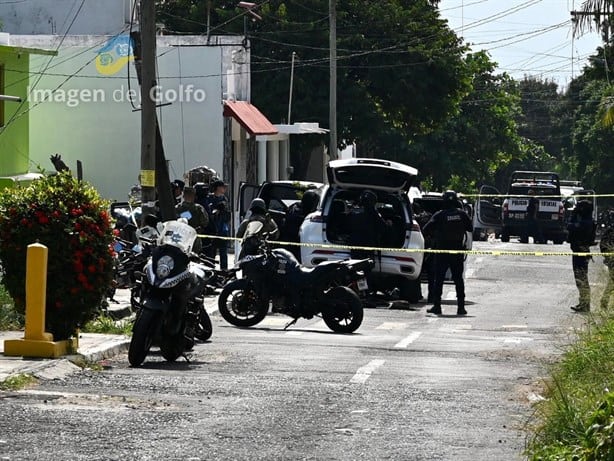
[310,214,324,223]
[411,222,421,232]
[394,256,416,263]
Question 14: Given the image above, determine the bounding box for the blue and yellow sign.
[96,35,134,76]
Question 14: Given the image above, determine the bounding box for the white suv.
[299,158,425,302]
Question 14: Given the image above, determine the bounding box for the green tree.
[567,80,614,193]
[572,0,614,40]
[157,0,471,161]
[517,77,565,159]
[408,52,550,190]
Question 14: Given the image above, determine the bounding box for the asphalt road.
[0,240,599,461]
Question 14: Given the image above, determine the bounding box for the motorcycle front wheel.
[218,279,268,327]
[195,305,213,342]
[128,308,158,367]
[160,334,185,362]
[322,286,363,333]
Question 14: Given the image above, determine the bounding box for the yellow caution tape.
[197,234,613,258]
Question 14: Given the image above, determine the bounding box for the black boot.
[427,304,442,315]
[457,299,467,316]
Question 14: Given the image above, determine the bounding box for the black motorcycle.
[129,220,214,367]
[218,227,372,333]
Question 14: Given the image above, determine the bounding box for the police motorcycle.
[218,222,373,333]
[128,219,214,367]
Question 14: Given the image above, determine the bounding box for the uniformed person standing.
[567,200,595,312]
[422,190,473,316]
[175,186,209,252]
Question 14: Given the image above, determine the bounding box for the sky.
[439,0,604,88]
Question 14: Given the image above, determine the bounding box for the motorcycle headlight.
[156,255,175,279]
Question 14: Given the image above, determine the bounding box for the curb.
[106,304,133,321]
[69,335,131,364]
[0,335,131,383]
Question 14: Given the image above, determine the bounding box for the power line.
[0,0,87,136]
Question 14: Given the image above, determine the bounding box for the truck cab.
[500,171,566,244]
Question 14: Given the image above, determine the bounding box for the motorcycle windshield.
[158,220,198,253]
[244,221,264,238]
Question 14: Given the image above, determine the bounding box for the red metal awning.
[223,100,278,136]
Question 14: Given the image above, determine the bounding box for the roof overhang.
[223,100,278,136]
[256,122,328,141]
[0,44,57,56]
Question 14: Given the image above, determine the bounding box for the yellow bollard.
[4,243,76,358]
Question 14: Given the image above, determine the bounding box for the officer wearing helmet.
[279,189,320,261]
[236,198,280,258]
[422,190,473,316]
[568,199,595,312]
[348,190,390,256]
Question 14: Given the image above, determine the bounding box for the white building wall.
[10,35,247,201]
[0,0,133,36]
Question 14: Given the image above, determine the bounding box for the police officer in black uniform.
[568,200,595,312]
[422,190,473,316]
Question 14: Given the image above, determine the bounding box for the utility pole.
[139,0,157,222]
[206,0,212,45]
[571,9,613,42]
[329,0,337,161]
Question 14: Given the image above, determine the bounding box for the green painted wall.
[0,51,30,176]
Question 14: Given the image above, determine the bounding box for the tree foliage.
[157,0,472,164]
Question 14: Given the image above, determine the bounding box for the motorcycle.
[128,220,214,367]
[218,222,373,333]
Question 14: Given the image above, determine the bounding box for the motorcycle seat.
[299,260,341,275]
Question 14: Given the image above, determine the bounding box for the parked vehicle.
[560,180,598,224]
[218,224,372,333]
[299,158,425,302]
[234,180,324,254]
[502,172,567,244]
[128,220,214,367]
[472,185,503,241]
[476,171,567,244]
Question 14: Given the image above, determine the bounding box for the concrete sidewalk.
[0,331,130,382]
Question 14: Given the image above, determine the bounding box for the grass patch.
[69,356,104,372]
[0,373,38,391]
[526,308,614,459]
[0,283,23,331]
[81,315,132,336]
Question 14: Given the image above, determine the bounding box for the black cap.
[211,179,227,190]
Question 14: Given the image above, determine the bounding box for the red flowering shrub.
[0,172,114,340]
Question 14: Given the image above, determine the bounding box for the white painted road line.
[394,331,423,349]
[375,322,409,330]
[350,359,386,384]
[444,291,456,301]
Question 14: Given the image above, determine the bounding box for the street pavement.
[0,240,603,460]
